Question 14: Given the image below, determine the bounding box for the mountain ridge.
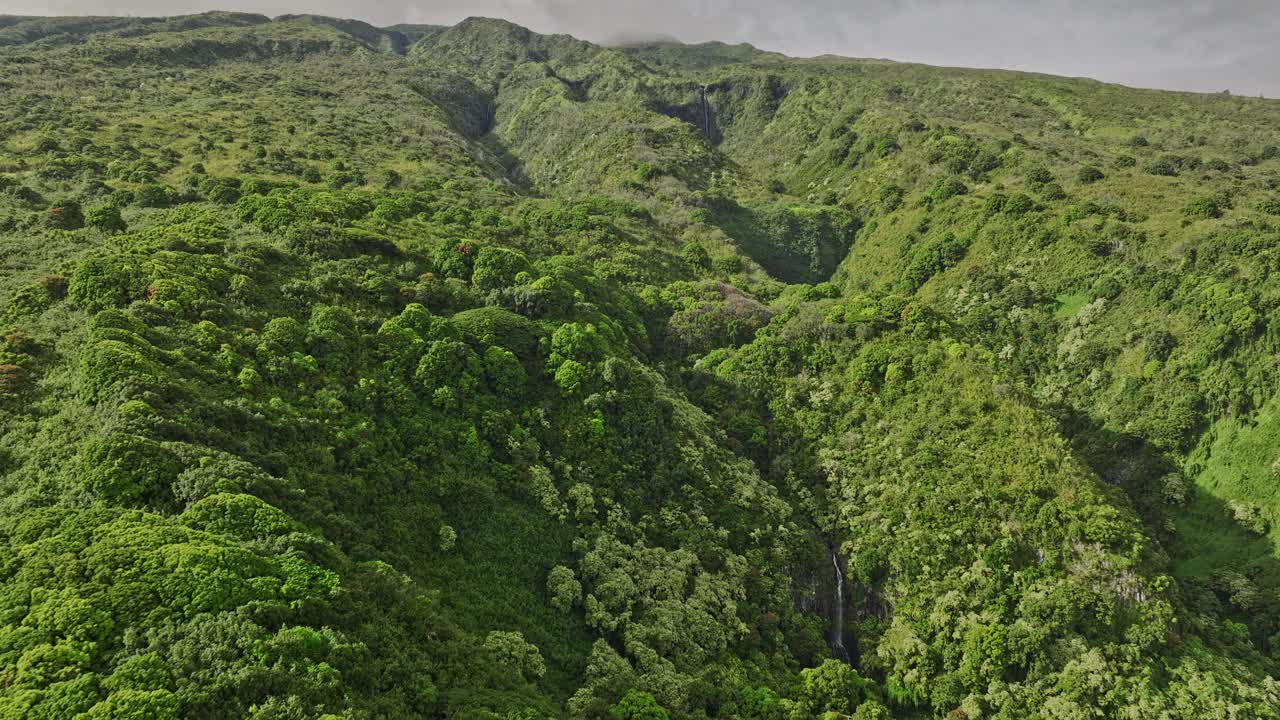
[0,10,1271,100]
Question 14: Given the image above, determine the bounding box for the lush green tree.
[472,246,532,292]
[609,690,671,720]
[483,631,547,681]
[794,661,870,717]
[86,203,127,233]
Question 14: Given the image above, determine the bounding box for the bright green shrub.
[1184,195,1226,220]
[899,232,970,290]
[416,340,480,397]
[327,170,365,189]
[794,660,870,717]
[472,246,532,292]
[103,654,172,692]
[453,306,541,359]
[135,184,173,208]
[306,305,359,372]
[547,565,582,612]
[81,434,182,505]
[85,204,126,233]
[482,345,525,394]
[181,493,297,540]
[369,192,432,224]
[924,134,1000,178]
[79,337,169,403]
[610,689,670,720]
[680,241,712,271]
[200,176,242,204]
[927,177,968,202]
[82,690,180,720]
[261,317,307,352]
[433,241,476,280]
[482,631,545,681]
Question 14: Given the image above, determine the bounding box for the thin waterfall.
[700,85,711,138]
[830,547,850,662]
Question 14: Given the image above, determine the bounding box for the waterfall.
[830,548,850,662]
[700,85,711,138]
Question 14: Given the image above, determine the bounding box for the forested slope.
[0,12,1278,719]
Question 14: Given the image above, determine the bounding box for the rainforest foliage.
[0,11,1279,719]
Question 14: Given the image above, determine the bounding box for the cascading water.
[830,548,850,662]
[700,85,711,138]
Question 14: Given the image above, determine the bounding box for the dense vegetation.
[0,11,1279,718]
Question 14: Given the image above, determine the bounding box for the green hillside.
[0,11,1278,719]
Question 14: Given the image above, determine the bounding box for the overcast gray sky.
[5,0,1276,97]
